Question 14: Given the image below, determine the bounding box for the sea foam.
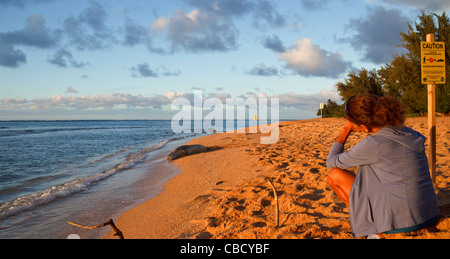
[0,139,171,220]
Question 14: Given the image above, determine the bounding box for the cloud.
[0,14,61,49]
[1,97,28,106]
[131,63,157,78]
[66,87,78,93]
[123,18,150,47]
[0,92,183,110]
[382,0,450,10]
[241,89,341,110]
[246,63,280,77]
[63,0,116,51]
[342,6,410,64]
[278,38,352,78]
[0,0,57,8]
[47,49,89,68]
[251,0,286,28]
[0,0,291,69]
[262,35,285,53]
[0,14,61,68]
[0,0,25,6]
[300,0,330,10]
[0,1,115,68]
[300,0,353,11]
[272,90,340,109]
[0,42,26,68]
[185,0,254,18]
[123,17,165,54]
[151,17,170,33]
[152,9,239,53]
[185,0,286,28]
[0,1,168,68]
[130,63,181,78]
[0,89,339,112]
[151,0,286,53]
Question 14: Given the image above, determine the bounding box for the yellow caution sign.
[421,41,446,84]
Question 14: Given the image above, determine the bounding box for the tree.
[434,12,450,113]
[381,11,450,114]
[317,99,344,118]
[336,68,385,102]
[330,12,450,115]
[378,54,426,113]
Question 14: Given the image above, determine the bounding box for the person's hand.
[343,120,355,132]
[335,120,354,144]
[345,120,367,133]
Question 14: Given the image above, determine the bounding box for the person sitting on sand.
[326,94,439,238]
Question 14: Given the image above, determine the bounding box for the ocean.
[0,120,211,239]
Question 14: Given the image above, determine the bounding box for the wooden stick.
[426,33,437,188]
[267,180,279,228]
[68,218,124,239]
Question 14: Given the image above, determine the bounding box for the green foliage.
[336,68,385,102]
[378,54,427,113]
[390,11,450,114]
[321,11,450,116]
[317,99,344,118]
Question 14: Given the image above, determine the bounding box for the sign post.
[421,34,446,187]
[320,103,325,120]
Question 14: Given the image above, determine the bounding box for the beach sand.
[105,117,450,239]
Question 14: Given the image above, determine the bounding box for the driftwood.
[68,218,124,239]
[266,180,279,228]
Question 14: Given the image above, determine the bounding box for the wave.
[1,127,113,138]
[0,124,154,138]
[0,136,186,220]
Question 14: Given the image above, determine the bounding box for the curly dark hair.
[346,94,405,129]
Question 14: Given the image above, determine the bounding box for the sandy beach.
[105,117,450,239]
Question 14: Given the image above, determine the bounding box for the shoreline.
[64,135,199,239]
[105,117,450,239]
[104,129,273,239]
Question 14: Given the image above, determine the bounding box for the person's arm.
[327,121,379,169]
[335,121,353,145]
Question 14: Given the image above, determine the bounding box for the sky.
[1,0,449,120]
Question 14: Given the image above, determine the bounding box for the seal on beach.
[167,145,208,161]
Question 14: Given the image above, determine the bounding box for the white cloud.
[164,91,185,100]
[270,90,340,110]
[0,92,186,111]
[150,0,287,54]
[152,9,239,53]
[0,89,339,112]
[278,38,352,78]
[151,17,170,32]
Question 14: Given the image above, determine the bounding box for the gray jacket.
[327,126,439,238]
